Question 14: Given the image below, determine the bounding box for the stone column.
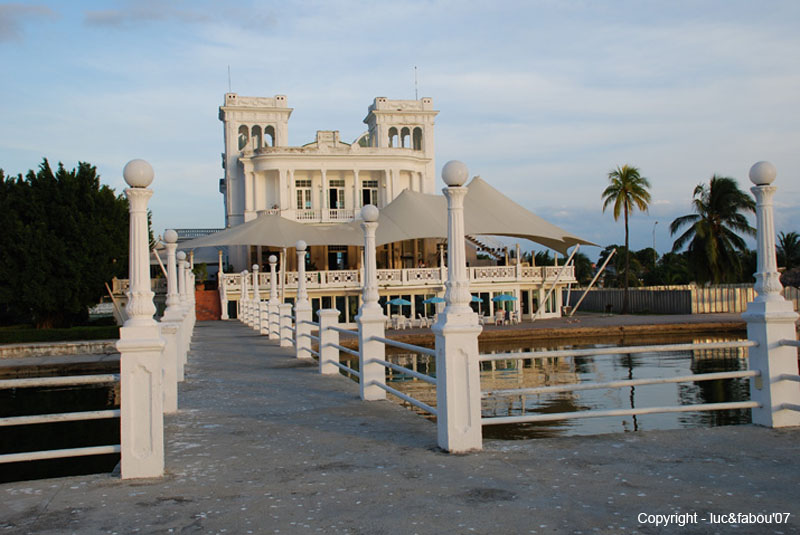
[241,270,249,325]
[742,161,800,427]
[356,204,387,401]
[294,241,313,360]
[432,160,483,453]
[160,229,183,410]
[268,255,280,339]
[176,251,191,368]
[219,249,229,320]
[318,309,340,375]
[116,159,165,479]
[239,270,247,323]
[252,264,261,332]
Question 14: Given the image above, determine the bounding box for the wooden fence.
[564,284,800,315]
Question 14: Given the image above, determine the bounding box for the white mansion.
[207,93,583,324]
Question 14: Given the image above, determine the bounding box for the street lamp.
[652,221,658,267]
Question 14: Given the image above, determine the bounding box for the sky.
[1,0,799,261]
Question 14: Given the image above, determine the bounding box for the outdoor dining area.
[385,293,522,329]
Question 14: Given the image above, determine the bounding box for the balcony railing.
[219,265,575,295]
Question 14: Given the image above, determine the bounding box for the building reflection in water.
[348,331,753,440]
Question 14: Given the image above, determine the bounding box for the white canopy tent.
[179,176,594,253]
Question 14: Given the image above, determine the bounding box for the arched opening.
[265,125,275,147]
[400,127,410,148]
[238,125,249,150]
[388,127,398,148]
[413,127,423,150]
[251,125,262,150]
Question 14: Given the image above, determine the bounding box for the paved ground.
[2,319,799,535]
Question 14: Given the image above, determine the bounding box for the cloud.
[83,1,275,32]
[0,3,56,42]
[84,1,210,28]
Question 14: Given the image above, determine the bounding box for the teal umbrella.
[471,295,482,302]
[387,297,412,318]
[491,294,517,302]
[423,297,446,304]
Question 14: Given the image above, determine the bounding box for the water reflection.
[369,331,753,439]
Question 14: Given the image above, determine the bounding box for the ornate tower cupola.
[218,93,293,229]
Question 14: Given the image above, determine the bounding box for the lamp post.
[267,255,280,339]
[742,161,800,427]
[432,160,483,453]
[115,159,165,479]
[356,204,387,400]
[295,241,313,360]
[652,221,658,268]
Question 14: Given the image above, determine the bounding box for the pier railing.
[0,374,122,464]
[235,160,800,452]
[478,341,762,425]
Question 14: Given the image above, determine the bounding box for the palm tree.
[669,175,755,284]
[777,231,800,270]
[601,165,651,313]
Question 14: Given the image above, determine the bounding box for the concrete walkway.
[2,320,799,534]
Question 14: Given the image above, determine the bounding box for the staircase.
[466,235,507,262]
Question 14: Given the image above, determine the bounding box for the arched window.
[238,125,249,150]
[413,127,423,150]
[400,127,410,148]
[388,127,398,148]
[265,125,275,147]
[251,125,262,150]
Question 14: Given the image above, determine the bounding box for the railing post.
[177,251,191,371]
[318,309,340,375]
[160,229,184,410]
[115,159,165,479]
[294,240,313,360]
[432,161,483,453]
[219,250,229,320]
[268,255,280,340]
[742,161,800,427]
[252,264,261,332]
[241,269,249,326]
[357,204,387,400]
[279,303,293,348]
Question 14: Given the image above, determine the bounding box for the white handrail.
[330,343,359,358]
[0,445,121,464]
[483,370,759,397]
[0,374,119,389]
[479,340,756,362]
[331,359,360,378]
[482,401,760,425]
[377,360,437,385]
[374,381,437,416]
[777,373,800,383]
[329,325,359,337]
[369,336,436,357]
[0,409,121,427]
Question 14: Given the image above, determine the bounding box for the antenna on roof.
[414,66,418,100]
[227,65,232,92]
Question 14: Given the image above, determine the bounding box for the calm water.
[357,331,754,439]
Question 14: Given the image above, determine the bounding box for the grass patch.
[0,325,119,344]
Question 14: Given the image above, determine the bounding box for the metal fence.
[565,284,800,314]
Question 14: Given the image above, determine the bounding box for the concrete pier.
[2,320,799,534]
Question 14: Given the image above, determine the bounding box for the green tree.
[601,165,652,312]
[777,231,800,270]
[572,251,594,285]
[0,159,129,328]
[648,252,692,285]
[669,175,755,284]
